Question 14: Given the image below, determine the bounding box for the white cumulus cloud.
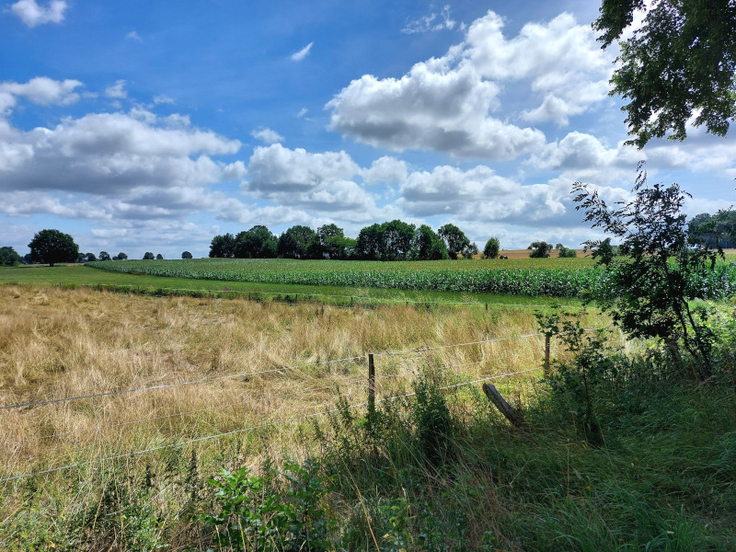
[251,127,285,144]
[328,10,614,159]
[7,0,66,27]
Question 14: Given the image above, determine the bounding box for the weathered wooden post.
[482,383,525,427]
[368,353,376,415]
[544,334,551,378]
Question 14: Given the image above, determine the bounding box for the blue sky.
[1,0,734,259]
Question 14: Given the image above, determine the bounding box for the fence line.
[0,368,540,484]
[1,327,614,411]
[1,379,365,447]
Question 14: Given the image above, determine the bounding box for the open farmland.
[0,284,612,549]
[85,256,736,299]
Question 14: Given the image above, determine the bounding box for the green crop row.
[85,258,736,299]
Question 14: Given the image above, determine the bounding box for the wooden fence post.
[544,334,551,378]
[368,353,375,415]
[482,383,525,428]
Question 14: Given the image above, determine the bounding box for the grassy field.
[1,284,734,550]
[2,256,735,550]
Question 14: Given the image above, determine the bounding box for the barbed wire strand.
[1,378,365,447]
[0,368,539,484]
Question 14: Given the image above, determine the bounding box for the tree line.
[208,221,490,261]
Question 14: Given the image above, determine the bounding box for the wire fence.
[0,327,621,484]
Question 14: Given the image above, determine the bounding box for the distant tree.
[22,253,35,264]
[28,229,79,267]
[688,211,736,249]
[528,241,553,258]
[483,237,500,259]
[438,224,472,259]
[116,252,128,261]
[143,252,155,260]
[413,225,449,260]
[278,225,318,259]
[555,244,577,258]
[99,251,111,261]
[182,251,193,259]
[355,223,384,260]
[382,220,416,261]
[317,224,354,259]
[82,252,98,262]
[156,254,164,260]
[234,226,278,258]
[0,246,21,266]
[209,233,236,258]
[464,242,479,259]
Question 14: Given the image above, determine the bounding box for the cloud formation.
[290,42,313,62]
[328,11,613,158]
[251,127,285,144]
[7,0,66,27]
[0,77,82,114]
[401,5,456,34]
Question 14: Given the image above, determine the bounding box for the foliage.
[689,210,736,249]
[234,225,279,259]
[28,229,79,267]
[278,225,318,259]
[209,232,236,258]
[143,252,155,260]
[483,237,500,259]
[155,254,163,260]
[594,0,736,147]
[555,244,577,258]
[528,241,553,258]
[204,459,334,551]
[115,252,127,261]
[412,224,449,260]
[0,246,21,266]
[316,224,354,260]
[80,252,97,263]
[438,223,473,259]
[536,307,620,444]
[573,164,723,379]
[181,251,193,259]
[98,251,111,261]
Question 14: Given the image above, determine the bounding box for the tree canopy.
[28,229,79,267]
[528,241,553,258]
[483,237,501,259]
[594,0,736,147]
[0,246,21,266]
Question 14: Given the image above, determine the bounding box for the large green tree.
[28,229,79,267]
[595,0,736,147]
[234,226,278,258]
[438,224,472,260]
[278,225,318,259]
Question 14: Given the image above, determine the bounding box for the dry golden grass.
[0,284,610,484]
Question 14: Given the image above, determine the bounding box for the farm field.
[0,284,601,549]
[0,262,585,307]
[84,254,736,299]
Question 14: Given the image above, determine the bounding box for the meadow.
[2,255,735,550]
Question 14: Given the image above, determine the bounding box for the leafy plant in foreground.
[573,164,723,380]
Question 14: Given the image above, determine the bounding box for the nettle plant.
[572,163,723,381]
